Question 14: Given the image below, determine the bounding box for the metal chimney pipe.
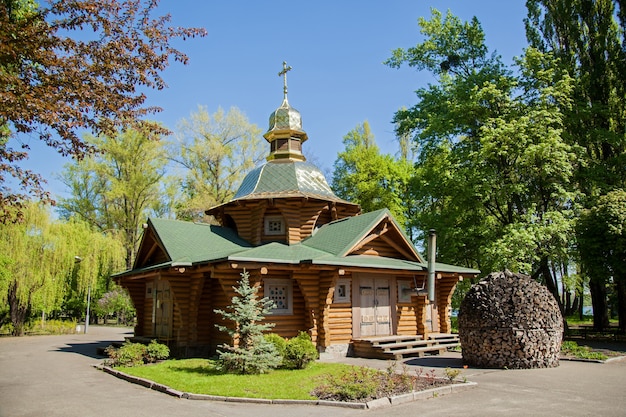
[427,229,436,303]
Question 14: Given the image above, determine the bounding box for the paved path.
[1,326,625,417]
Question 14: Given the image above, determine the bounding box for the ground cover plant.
[114,359,457,401]
[560,341,609,361]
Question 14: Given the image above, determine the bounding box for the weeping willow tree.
[0,203,125,336]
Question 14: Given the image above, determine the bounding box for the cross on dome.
[278,61,292,100]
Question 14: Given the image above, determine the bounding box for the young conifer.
[214,268,281,374]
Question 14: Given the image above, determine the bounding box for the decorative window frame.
[264,215,285,235]
[264,278,293,315]
[334,278,351,303]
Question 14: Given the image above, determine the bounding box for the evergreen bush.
[214,269,281,374]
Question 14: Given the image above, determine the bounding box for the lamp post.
[74,256,90,334]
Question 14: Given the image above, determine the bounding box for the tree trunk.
[8,281,31,337]
[589,276,609,330]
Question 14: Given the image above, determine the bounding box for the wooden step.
[352,334,460,360]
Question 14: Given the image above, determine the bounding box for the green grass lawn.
[117,359,358,399]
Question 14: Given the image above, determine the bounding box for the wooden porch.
[352,334,460,360]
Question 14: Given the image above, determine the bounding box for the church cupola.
[263,62,308,161]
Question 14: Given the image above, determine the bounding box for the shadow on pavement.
[53,340,119,360]
[405,355,464,369]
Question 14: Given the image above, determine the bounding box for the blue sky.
[16,0,530,200]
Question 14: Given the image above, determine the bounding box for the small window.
[264,215,285,235]
[334,279,351,303]
[265,278,293,315]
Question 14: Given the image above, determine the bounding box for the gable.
[134,225,169,269]
[133,218,251,270]
[348,217,421,261]
[303,208,424,262]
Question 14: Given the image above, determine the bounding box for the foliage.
[213,269,280,374]
[312,366,380,401]
[283,331,318,370]
[264,333,287,358]
[170,106,264,222]
[312,363,446,402]
[560,341,608,361]
[105,340,169,367]
[577,190,626,330]
[0,203,124,335]
[525,0,626,330]
[57,129,170,269]
[106,342,147,367]
[145,340,170,363]
[385,9,580,312]
[332,121,413,229]
[444,367,462,381]
[94,286,135,325]
[0,0,206,221]
[0,318,77,335]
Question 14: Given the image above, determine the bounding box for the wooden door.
[153,280,172,338]
[358,277,391,337]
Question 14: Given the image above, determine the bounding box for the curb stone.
[97,364,477,409]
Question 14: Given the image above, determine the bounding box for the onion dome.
[263,62,308,161]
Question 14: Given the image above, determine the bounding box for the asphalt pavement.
[1,326,625,417]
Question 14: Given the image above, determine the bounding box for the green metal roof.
[115,212,480,278]
[233,160,353,203]
[302,209,388,256]
[148,218,251,265]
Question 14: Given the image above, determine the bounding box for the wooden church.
[114,64,479,358]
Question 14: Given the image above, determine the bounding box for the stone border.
[94,363,477,409]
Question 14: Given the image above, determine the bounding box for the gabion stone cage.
[458,270,563,369]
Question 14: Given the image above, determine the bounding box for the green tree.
[58,129,170,269]
[171,106,264,221]
[213,269,280,374]
[0,0,206,221]
[577,190,626,331]
[525,0,626,328]
[386,10,579,311]
[0,203,124,335]
[332,121,413,229]
[95,286,135,325]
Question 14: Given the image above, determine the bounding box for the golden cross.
[278,61,292,99]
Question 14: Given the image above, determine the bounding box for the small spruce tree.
[213,269,281,374]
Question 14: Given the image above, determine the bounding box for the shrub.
[283,332,318,369]
[106,342,146,367]
[264,333,287,358]
[145,340,170,363]
[105,340,170,367]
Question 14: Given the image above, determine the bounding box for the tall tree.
[332,121,413,230]
[525,0,626,328]
[577,190,626,331]
[171,106,264,222]
[386,9,579,311]
[58,129,169,269]
[0,0,206,221]
[0,203,124,335]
